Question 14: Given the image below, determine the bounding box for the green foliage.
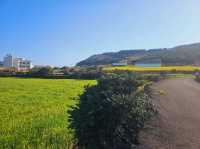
[195,72,200,82]
[68,76,154,149]
[29,67,53,76]
[62,66,104,79]
[0,78,96,149]
[0,66,105,80]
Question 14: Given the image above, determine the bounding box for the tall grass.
[0,78,96,149]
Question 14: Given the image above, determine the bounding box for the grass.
[0,78,96,149]
[103,65,200,72]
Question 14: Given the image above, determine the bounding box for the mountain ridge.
[77,42,200,66]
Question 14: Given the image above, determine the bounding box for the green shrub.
[195,72,200,82]
[68,76,154,149]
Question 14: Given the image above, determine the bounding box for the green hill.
[77,42,200,66]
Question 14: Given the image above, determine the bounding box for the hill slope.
[77,43,200,66]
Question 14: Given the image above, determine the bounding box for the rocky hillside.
[76,43,200,66]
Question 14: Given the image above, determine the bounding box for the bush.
[28,67,53,76]
[195,72,200,82]
[68,76,154,149]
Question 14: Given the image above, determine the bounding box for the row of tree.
[0,66,104,80]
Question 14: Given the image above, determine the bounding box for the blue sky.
[0,0,200,66]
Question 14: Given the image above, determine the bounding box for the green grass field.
[0,78,96,149]
[103,65,200,72]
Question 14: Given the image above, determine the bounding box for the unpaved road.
[138,78,200,149]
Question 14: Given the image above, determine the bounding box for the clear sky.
[0,0,200,66]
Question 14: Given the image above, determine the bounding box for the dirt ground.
[138,78,200,149]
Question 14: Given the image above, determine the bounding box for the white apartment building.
[0,61,3,67]
[3,54,13,68]
[3,54,33,70]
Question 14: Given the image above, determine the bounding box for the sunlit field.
[0,78,96,149]
[103,65,200,72]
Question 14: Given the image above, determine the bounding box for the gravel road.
[138,78,200,149]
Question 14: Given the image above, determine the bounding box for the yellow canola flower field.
[103,65,200,72]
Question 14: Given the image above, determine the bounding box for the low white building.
[3,54,33,70]
[134,58,162,67]
[112,62,128,66]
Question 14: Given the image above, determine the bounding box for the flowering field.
[103,65,200,72]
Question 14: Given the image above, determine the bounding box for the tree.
[29,67,53,76]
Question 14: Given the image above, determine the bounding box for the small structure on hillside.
[134,58,162,67]
[112,60,128,66]
[112,62,128,66]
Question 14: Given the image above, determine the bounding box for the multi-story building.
[18,59,32,71]
[3,54,14,68]
[0,61,3,67]
[3,54,33,70]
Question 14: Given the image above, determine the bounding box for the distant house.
[134,58,162,67]
[52,69,64,76]
[112,62,128,66]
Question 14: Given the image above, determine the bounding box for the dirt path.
[138,78,200,149]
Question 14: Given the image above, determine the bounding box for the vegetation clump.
[195,72,200,82]
[68,75,155,149]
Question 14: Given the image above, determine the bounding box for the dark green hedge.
[68,75,155,149]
